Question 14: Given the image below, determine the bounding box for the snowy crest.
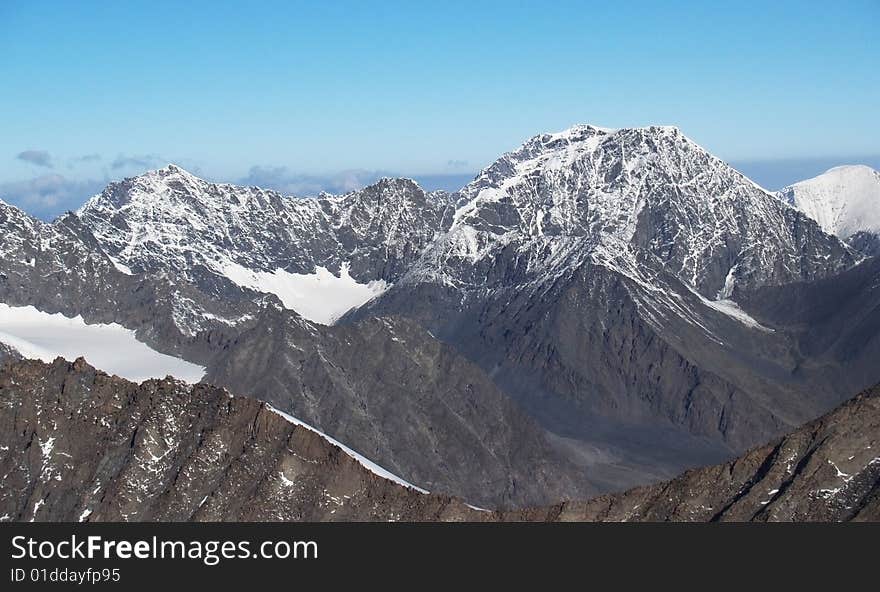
[779,165,880,239]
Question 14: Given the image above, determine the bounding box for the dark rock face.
[0,343,21,363]
[741,255,880,400]
[504,383,880,522]
[1,358,876,522]
[350,255,844,492]
[848,232,880,258]
[202,311,590,508]
[0,358,479,522]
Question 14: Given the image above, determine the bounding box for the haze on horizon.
[1,0,877,219]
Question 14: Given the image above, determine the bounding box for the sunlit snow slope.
[222,262,388,324]
[0,304,205,383]
[779,165,880,239]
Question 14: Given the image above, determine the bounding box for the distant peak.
[151,163,199,179]
[548,123,616,138]
[823,164,878,176]
[347,176,425,197]
[781,162,880,239]
[786,164,880,190]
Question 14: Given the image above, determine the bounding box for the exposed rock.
[202,311,589,508]
[0,358,479,522]
[503,382,880,522]
[1,358,876,522]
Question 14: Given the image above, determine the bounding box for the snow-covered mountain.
[779,165,880,256]
[76,165,454,323]
[74,127,856,331]
[2,194,584,508]
[0,197,266,344]
[69,126,862,461]
[351,124,864,473]
[404,124,853,300]
[3,123,876,509]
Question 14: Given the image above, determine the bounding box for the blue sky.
[1,0,877,218]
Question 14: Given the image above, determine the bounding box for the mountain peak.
[432,122,854,300]
[465,123,708,202]
[780,164,880,239]
[143,163,202,182]
[364,176,423,192]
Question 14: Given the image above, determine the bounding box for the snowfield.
[779,165,880,239]
[0,304,205,383]
[222,261,389,325]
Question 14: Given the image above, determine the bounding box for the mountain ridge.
[2,357,877,522]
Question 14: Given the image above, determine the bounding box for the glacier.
[221,261,389,325]
[0,303,205,383]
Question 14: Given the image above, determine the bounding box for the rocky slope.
[0,357,479,522]
[505,381,880,522]
[1,358,876,522]
[350,125,862,477]
[0,198,265,357]
[779,165,880,256]
[2,198,593,508]
[201,310,589,507]
[740,254,880,400]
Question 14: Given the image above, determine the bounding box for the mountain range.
[1,123,879,516]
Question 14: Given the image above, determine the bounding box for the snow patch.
[222,262,388,325]
[700,297,773,332]
[108,256,133,275]
[267,405,428,493]
[40,436,55,461]
[0,303,205,383]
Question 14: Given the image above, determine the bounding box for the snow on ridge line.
[0,303,205,383]
[267,405,429,494]
[221,261,389,325]
[700,296,773,332]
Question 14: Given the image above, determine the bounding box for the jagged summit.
[464,123,735,206]
[83,164,430,212]
[73,161,452,323]
[69,123,856,334]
